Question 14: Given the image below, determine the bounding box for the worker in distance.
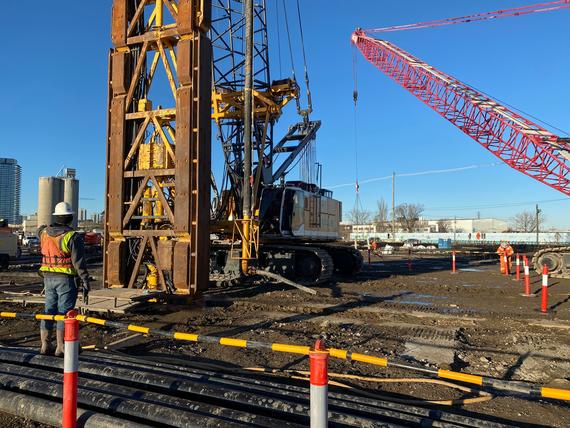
[38,202,90,356]
[496,241,514,274]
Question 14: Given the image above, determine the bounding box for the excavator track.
[260,244,334,286]
[209,244,362,287]
[532,246,570,279]
[316,245,363,276]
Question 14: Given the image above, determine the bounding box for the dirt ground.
[1,250,569,427]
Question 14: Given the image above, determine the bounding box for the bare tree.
[374,198,389,231]
[395,203,424,232]
[437,219,451,232]
[346,207,371,225]
[512,210,544,232]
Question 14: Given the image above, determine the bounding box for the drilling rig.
[104,0,362,295]
[208,0,362,285]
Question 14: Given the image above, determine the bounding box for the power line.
[327,162,503,189]
[424,197,569,212]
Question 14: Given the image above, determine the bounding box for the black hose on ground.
[0,388,151,428]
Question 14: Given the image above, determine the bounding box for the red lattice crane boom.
[351,31,570,196]
[362,0,570,33]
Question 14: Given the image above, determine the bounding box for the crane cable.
[281,0,301,115]
[295,0,313,116]
[275,0,283,78]
[352,44,364,221]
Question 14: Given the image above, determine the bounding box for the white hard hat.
[53,202,74,216]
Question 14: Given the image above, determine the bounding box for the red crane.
[351,1,570,196]
[363,0,570,33]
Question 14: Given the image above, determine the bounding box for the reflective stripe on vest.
[40,231,77,275]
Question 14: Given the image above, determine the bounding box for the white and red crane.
[352,1,570,277]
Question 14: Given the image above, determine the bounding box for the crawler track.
[0,346,517,427]
[532,246,570,279]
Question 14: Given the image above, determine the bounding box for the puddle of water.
[398,300,434,306]
[461,283,476,287]
[459,268,484,272]
[412,294,448,300]
[440,307,466,314]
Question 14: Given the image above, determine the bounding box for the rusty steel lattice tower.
[105,0,212,295]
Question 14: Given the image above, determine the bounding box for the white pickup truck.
[0,226,20,270]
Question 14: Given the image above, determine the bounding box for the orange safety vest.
[40,230,77,275]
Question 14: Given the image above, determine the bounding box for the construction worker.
[496,241,514,274]
[38,202,90,356]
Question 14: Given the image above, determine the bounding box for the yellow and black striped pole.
[1,311,569,402]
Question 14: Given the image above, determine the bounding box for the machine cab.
[259,182,341,241]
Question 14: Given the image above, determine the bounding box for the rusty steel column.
[105,0,212,296]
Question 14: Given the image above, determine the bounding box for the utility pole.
[536,204,541,245]
[392,172,396,241]
[453,215,457,243]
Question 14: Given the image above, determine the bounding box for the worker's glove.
[81,280,90,304]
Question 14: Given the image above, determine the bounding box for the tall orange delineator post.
[451,251,456,274]
[515,253,520,281]
[63,310,79,428]
[522,256,532,297]
[309,339,329,428]
[541,265,549,313]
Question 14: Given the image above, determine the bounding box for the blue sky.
[2,1,569,228]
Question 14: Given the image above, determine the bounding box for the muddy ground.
[1,250,569,427]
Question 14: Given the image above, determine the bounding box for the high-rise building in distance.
[0,158,21,224]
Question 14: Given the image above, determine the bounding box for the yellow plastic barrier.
[541,387,570,401]
[219,338,247,348]
[438,370,483,386]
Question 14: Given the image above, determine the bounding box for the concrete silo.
[37,177,64,228]
[63,177,79,228]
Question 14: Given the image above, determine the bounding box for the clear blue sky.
[2,1,569,228]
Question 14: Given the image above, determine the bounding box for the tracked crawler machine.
[104,0,361,294]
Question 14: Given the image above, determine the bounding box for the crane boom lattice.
[352,31,570,196]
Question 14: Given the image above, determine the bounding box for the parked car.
[402,238,421,248]
[22,236,39,246]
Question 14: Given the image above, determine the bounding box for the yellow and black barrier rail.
[1,311,569,402]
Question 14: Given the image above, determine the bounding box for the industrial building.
[426,218,508,233]
[0,158,21,224]
[37,168,79,228]
[22,214,38,236]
